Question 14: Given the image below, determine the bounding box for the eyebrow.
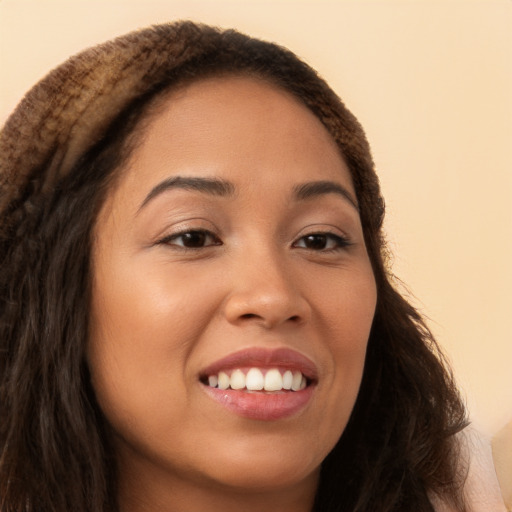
[139,176,236,211]
[293,181,359,211]
[138,176,358,212]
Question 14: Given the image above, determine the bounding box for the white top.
[431,427,507,512]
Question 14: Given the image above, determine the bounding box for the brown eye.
[293,233,351,251]
[302,234,329,250]
[162,230,221,249]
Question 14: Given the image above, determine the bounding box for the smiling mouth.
[198,347,318,420]
[201,367,310,393]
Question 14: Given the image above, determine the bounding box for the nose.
[222,248,311,329]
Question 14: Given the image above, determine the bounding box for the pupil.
[183,232,206,247]
[305,234,326,249]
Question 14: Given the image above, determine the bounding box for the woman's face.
[89,76,376,498]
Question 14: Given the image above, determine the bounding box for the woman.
[0,22,468,511]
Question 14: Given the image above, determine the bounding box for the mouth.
[199,348,317,421]
[200,367,310,392]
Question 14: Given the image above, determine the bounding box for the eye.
[293,232,351,251]
[159,229,221,249]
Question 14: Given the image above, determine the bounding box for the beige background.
[1,0,511,437]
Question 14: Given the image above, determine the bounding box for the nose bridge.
[223,241,309,327]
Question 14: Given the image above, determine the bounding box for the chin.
[210,460,319,494]
[197,437,322,492]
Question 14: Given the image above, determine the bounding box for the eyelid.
[152,215,223,250]
[153,216,217,238]
[293,223,351,240]
[157,228,222,248]
[293,232,352,249]
[291,223,354,252]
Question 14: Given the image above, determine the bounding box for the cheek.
[317,266,376,424]
[86,252,225,432]
[316,263,376,351]
[330,283,376,360]
[89,249,217,359]
[87,262,176,432]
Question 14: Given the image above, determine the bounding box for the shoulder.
[430,426,507,512]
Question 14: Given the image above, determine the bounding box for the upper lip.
[199,347,318,381]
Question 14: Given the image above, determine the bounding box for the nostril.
[238,313,302,323]
[240,313,258,320]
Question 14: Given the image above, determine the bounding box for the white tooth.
[299,375,307,390]
[245,368,264,390]
[291,371,303,391]
[218,371,230,390]
[230,369,246,390]
[264,368,283,391]
[208,375,218,388]
[282,370,293,390]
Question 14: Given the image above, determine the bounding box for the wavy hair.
[0,21,467,511]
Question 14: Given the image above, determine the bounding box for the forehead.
[115,75,353,201]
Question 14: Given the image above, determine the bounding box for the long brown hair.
[0,21,467,511]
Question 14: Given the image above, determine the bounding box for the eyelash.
[158,229,222,249]
[158,229,351,252]
[292,232,352,252]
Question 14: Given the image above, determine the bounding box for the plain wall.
[1,0,511,437]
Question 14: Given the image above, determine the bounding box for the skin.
[88,76,377,512]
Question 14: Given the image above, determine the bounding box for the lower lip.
[201,384,315,421]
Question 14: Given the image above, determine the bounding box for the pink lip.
[200,347,318,380]
[199,347,318,421]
